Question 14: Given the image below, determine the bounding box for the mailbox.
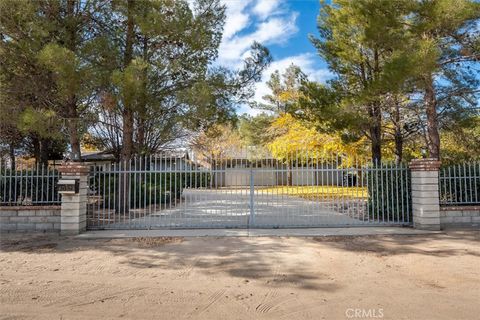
[57,179,80,194]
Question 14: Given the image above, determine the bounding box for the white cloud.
[267,52,333,84]
[218,14,298,66]
[216,1,330,116]
[217,0,298,66]
[252,0,283,19]
[221,0,253,40]
[252,14,298,44]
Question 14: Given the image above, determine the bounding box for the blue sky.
[216,0,332,115]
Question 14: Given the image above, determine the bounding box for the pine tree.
[310,0,413,162]
[258,64,306,114]
[93,0,271,161]
[406,0,480,159]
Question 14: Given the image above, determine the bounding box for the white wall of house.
[291,171,316,186]
[151,158,190,171]
[277,165,341,186]
[224,171,249,186]
[252,170,276,186]
[213,163,343,187]
[216,169,276,187]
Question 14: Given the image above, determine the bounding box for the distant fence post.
[58,163,89,235]
[409,158,441,230]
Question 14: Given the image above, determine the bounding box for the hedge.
[89,171,211,209]
[365,164,412,223]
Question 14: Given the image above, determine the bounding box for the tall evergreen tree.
[305,0,479,161]
[257,64,306,114]
[0,0,108,163]
[0,0,67,164]
[238,113,274,147]
[92,0,271,161]
[310,0,413,162]
[407,0,480,159]
[37,0,105,161]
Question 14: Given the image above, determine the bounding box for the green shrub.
[366,164,412,223]
[440,163,480,205]
[89,171,211,209]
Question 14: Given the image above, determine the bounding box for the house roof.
[80,150,191,162]
[154,150,190,160]
[205,147,275,161]
[81,151,116,161]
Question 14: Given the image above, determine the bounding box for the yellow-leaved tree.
[267,114,367,168]
[191,124,243,164]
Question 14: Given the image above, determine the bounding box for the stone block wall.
[440,206,480,229]
[0,206,61,233]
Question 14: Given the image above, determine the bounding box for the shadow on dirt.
[1,230,478,291]
[309,231,480,258]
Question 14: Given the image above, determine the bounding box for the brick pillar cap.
[58,162,90,174]
[409,158,441,171]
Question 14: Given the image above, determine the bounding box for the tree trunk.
[424,74,440,160]
[287,164,292,186]
[32,135,41,165]
[121,0,135,162]
[118,0,135,215]
[66,0,81,161]
[39,138,50,167]
[394,100,403,165]
[118,105,134,216]
[394,130,403,165]
[9,143,15,171]
[67,102,81,161]
[137,116,145,155]
[122,108,134,160]
[136,34,148,156]
[369,103,382,163]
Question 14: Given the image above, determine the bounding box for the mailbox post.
[58,163,90,235]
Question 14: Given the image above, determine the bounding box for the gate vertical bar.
[249,165,255,227]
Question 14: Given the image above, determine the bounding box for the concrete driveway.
[104,188,374,229]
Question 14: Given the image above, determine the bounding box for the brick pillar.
[409,158,441,230]
[58,163,89,235]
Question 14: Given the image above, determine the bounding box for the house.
[78,150,197,172]
[81,151,116,171]
[206,149,342,187]
[150,150,196,171]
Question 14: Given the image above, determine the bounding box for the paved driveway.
[106,188,370,229]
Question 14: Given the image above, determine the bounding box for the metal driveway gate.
[87,152,412,230]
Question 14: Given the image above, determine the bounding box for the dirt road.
[1,231,479,319]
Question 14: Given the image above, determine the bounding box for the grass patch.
[259,186,368,200]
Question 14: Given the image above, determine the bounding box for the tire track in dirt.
[186,289,226,318]
[161,289,200,304]
[253,261,302,316]
[177,258,199,278]
[71,287,149,308]
[0,280,105,307]
[254,264,295,315]
[272,301,325,318]
[255,290,296,314]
